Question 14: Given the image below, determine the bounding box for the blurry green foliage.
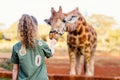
[38,25,50,41]
[5,21,18,40]
[0,31,3,39]
[0,59,13,71]
[87,14,116,27]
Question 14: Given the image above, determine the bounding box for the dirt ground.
[45,52,120,78]
[0,52,120,78]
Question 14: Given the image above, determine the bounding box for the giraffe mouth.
[49,32,61,40]
[48,28,64,40]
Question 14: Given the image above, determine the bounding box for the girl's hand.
[50,38,57,55]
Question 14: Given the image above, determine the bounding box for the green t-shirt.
[11,40,52,80]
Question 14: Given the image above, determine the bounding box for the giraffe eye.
[62,19,66,23]
[48,22,51,25]
[71,15,76,18]
[68,15,77,21]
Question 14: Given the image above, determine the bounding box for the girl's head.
[18,14,38,49]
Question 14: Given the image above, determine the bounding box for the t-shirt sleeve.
[11,46,19,64]
[42,43,52,58]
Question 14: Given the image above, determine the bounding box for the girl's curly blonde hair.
[18,14,38,50]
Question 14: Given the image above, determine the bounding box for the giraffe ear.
[67,7,79,15]
[51,7,56,15]
[44,19,51,25]
[58,6,62,13]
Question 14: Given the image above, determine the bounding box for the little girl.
[11,14,53,80]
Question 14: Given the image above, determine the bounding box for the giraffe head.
[44,6,80,40]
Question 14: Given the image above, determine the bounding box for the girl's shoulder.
[36,39,48,48]
[12,42,21,54]
[13,42,21,49]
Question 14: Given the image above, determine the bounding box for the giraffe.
[44,6,97,76]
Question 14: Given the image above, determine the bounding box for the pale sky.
[0,0,120,30]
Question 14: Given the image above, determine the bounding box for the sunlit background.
[0,0,120,29]
[0,0,120,79]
